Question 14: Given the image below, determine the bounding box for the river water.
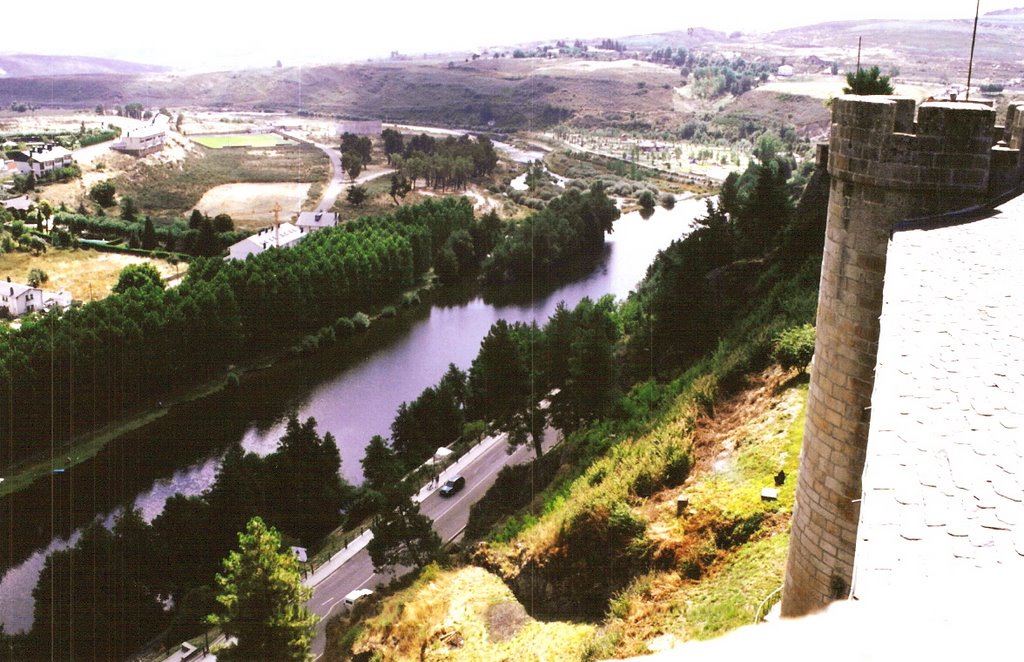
[0,197,704,634]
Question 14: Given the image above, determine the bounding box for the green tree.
[113,263,164,293]
[120,195,139,222]
[141,216,158,250]
[381,128,404,164]
[189,208,205,229]
[342,151,363,181]
[753,132,782,164]
[389,173,411,204]
[212,213,235,232]
[26,268,48,287]
[194,217,220,257]
[209,517,317,661]
[638,190,656,210]
[366,496,441,572]
[347,184,368,206]
[361,435,404,494]
[843,65,894,95]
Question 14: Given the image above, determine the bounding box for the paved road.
[307,426,557,658]
[191,427,556,661]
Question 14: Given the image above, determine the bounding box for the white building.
[114,114,170,156]
[0,277,72,318]
[295,211,338,233]
[777,64,795,77]
[337,120,382,137]
[227,222,306,260]
[11,145,74,177]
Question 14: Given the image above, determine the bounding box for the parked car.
[439,475,466,497]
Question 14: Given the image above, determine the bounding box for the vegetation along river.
[0,198,704,633]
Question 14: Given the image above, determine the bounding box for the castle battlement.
[782,95,1024,619]
[829,96,1023,202]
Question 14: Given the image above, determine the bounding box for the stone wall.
[782,95,1021,617]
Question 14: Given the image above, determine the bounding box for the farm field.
[195,182,311,228]
[0,248,177,303]
[191,133,295,149]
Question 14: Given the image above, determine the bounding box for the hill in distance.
[0,53,168,78]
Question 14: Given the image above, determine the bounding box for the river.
[0,197,705,634]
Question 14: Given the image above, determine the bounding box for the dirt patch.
[485,601,531,643]
[689,366,796,477]
[194,182,311,228]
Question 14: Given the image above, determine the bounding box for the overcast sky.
[6,0,1021,71]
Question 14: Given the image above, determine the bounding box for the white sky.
[5,0,1021,71]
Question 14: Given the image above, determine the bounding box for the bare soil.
[194,182,312,228]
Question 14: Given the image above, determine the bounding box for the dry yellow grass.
[355,566,594,661]
[0,249,178,302]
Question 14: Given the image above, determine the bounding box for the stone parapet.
[828,96,995,200]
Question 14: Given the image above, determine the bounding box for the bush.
[225,371,240,389]
[638,190,656,210]
[659,192,676,209]
[334,316,355,336]
[401,292,421,307]
[380,306,397,318]
[772,323,815,371]
[89,180,116,207]
[352,312,371,331]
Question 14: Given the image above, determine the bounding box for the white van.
[343,588,374,612]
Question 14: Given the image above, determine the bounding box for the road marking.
[321,597,337,608]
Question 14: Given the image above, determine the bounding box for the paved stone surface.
[853,195,1024,603]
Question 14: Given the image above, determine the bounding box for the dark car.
[439,475,466,497]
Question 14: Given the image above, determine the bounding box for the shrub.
[26,268,49,287]
[401,292,420,307]
[334,316,355,336]
[225,371,240,389]
[659,192,676,209]
[352,312,371,331]
[381,306,397,318]
[772,323,815,371]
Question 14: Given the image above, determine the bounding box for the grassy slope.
[350,565,595,661]
[345,257,819,659]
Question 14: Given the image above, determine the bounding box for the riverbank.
[0,278,437,502]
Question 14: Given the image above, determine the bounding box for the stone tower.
[781,95,1021,617]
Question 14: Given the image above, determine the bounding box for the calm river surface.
[0,198,704,633]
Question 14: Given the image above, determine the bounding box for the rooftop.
[296,210,338,229]
[853,192,1024,604]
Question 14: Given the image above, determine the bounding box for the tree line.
[0,196,480,468]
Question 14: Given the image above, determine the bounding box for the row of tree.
[0,196,481,467]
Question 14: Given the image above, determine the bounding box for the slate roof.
[852,194,1024,602]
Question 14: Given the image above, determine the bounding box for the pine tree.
[210,517,316,661]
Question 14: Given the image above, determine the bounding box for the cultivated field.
[195,182,312,228]
[191,133,295,149]
[0,249,178,302]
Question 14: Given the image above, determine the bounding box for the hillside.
[327,154,829,658]
[0,53,167,77]
[1,13,1020,132]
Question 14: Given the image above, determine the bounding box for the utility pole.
[856,37,862,73]
[966,0,980,100]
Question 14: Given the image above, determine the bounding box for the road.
[273,131,394,213]
[191,427,557,661]
[307,426,558,658]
